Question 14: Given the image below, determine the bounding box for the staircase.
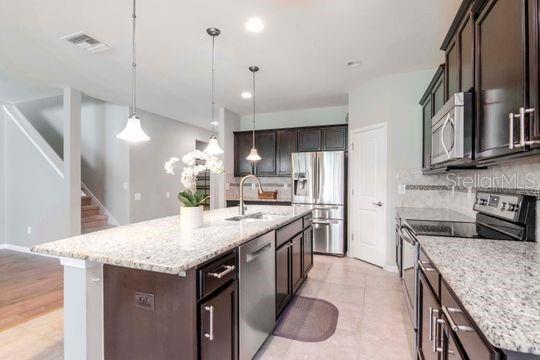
[81,194,110,233]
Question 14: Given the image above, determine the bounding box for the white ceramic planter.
[180,206,204,229]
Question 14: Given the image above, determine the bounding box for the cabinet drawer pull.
[208,265,235,279]
[442,306,474,332]
[204,305,214,341]
[418,260,435,273]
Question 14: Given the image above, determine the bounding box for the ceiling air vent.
[61,32,111,53]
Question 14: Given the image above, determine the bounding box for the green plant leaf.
[178,191,197,207]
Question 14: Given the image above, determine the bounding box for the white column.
[61,258,103,360]
[214,107,240,209]
[63,88,82,235]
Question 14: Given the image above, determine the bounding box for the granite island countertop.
[417,236,540,355]
[32,205,313,275]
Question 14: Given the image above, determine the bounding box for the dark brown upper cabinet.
[276,129,298,176]
[322,127,348,151]
[528,0,540,144]
[234,125,347,177]
[297,128,322,152]
[253,131,276,176]
[441,0,475,99]
[419,65,445,172]
[234,132,254,176]
[474,0,530,161]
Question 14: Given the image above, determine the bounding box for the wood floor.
[0,250,63,331]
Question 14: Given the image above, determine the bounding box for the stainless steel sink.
[225,212,286,222]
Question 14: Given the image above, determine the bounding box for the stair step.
[82,219,108,230]
[81,195,92,206]
[82,224,116,234]
[81,205,100,217]
[82,214,108,224]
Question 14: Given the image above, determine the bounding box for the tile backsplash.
[226,176,292,201]
[396,157,540,236]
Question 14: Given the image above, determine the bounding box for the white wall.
[81,100,131,225]
[129,109,212,223]
[0,105,5,244]
[240,105,348,131]
[17,95,132,225]
[348,69,435,267]
[217,108,241,209]
[4,111,69,247]
[17,95,64,158]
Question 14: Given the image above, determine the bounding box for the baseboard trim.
[383,264,399,273]
[0,243,60,259]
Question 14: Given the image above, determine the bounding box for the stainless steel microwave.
[431,92,474,166]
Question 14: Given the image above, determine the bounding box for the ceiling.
[0,0,461,129]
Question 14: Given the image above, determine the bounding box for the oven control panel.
[474,192,523,221]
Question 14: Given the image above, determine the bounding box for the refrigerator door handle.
[314,153,319,204]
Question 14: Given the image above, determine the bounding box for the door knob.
[372,202,383,207]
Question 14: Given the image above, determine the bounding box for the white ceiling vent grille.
[61,32,111,53]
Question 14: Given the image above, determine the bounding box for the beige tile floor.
[255,255,414,360]
[0,255,412,360]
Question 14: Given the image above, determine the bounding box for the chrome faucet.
[239,174,264,215]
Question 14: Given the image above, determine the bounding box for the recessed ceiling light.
[246,17,264,33]
[347,60,362,68]
[241,92,252,99]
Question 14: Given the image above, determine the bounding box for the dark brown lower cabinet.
[276,240,292,316]
[200,281,238,360]
[291,234,303,293]
[441,315,466,360]
[419,272,441,360]
[302,227,313,275]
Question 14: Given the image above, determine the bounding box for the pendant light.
[116,0,150,142]
[203,28,224,155]
[246,66,261,161]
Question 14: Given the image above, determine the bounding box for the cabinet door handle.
[429,307,439,342]
[208,265,235,279]
[204,305,214,341]
[418,260,435,273]
[435,318,446,353]
[510,108,538,149]
[442,306,474,332]
[433,314,439,353]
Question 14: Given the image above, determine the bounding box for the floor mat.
[273,296,339,342]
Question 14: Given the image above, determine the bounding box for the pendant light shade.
[205,135,223,155]
[116,114,150,142]
[204,27,224,155]
[246,147,262,161]
[117,0,150,142]
[246,66,261,162]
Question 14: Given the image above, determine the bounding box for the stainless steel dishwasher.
[239,230,276,360]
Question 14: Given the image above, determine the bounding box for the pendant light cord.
[252,70,256,147]
[131,0,137,116]
[211,34,216,134]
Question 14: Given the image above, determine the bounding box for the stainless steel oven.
[431,92,474,166]
[398,224,419,358]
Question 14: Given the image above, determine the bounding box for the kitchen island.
[32,205,314,360]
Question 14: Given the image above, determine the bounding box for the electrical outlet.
[123,182,129,190]
[166,192,170,199]
[398,185,406,195]
[27,226,32,235]
[283,183,288,190]
[134,193,141,201]
[251,183,256,190]
[225,183,230,190]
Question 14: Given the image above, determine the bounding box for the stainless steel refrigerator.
[291,151,345,256]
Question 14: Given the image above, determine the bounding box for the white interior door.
[349,123,387,267]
